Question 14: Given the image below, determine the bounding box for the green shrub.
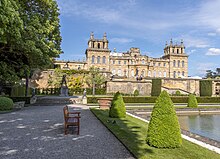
[146,91,182,148]
[0,97,14,111]
[187,94,198,108]
[109,92,126,118]
[133,89,139,96]
[175,90,181,96]
[200,80,212,96]
[151,79,161,96]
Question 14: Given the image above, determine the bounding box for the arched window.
[148,71,151,77]
[142,59,145,64]
[182,71,185,77]
[98,43,100,48]
[182,61,184,67]
[102,56,106,64]
[131,69,134,77]
[124,70,127,76]
[159,71,162,77]
[141,70,145,77]
[153,71,156,77]
[92,55,95,64]
[173,71,176,78]
[173,60,176,67]
[178,71,180,77]
[112,69,116,75]
[164,71,166,77]
[118,69,121,76]
[97,56,100,63]
[178,60,180,67]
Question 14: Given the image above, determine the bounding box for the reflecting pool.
[178,115,220,142]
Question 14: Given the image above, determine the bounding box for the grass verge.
[90,108,220,159]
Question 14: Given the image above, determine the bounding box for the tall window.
[173,71,176,78]
[124,60,126,64]
[182,71,185,77]
[182,61,184,67]
[118,69,121,76]
[159,71,162,77]
[97,56,100,63]
[177,49,179,54]
[131,69,134,77]
[113,60,115,64]
[164,71,166,77]
[141,70,145,77]
[97,43,100,48]
[92,55,95,64]
[142,59,145,64]
[178,60,180,67]
[153,71,156,77]
[112,69,116,75]
[148,71,151,77]
[118,60,121,64]
[164,63,166,67]
[102,56,106,64]
[173,60,176,67]
[178,71,180,77]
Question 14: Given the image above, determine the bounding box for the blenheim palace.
[55,32,188,79]
[32,33,219,96]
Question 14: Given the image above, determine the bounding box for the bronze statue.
[61,74,67,87]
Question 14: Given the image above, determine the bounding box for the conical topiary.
[146,90,182,148]
[187,94,198,108]
[109,91,126,118]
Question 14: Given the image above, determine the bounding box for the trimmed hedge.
[11,86,32,97]
[109,92,126,118]
[35,88,106,95]
[187,94,198,108]
[200,80,212,96]
[0,97,14,111]
[9,97,32,104]
[87,96,220,104]
[146,91,182,148]
[151,79,161,96]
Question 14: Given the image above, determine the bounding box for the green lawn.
[90,108,220,159]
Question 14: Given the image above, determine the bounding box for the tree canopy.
[0,0,62,85]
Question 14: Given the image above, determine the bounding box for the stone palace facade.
[54,32,188,79]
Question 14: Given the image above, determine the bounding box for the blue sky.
[56,0,220,77]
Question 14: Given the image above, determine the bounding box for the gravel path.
[0,105,134,159]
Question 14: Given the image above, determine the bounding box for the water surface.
[178,115,220,142]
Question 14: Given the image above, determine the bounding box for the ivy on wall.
[200,80,212,96]
[151,79,162,96]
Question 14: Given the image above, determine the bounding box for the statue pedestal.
[60,86,69,96]
[82,97,87,104]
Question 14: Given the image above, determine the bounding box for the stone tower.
[163,39,188,78]
[85,32,111,71]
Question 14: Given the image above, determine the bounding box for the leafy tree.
[109,91,126,118]
[85,67,106,95]
[187,94,198,108]
[146,91,182,148]
[0,0,62,86]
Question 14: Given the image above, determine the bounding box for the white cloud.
[110,38,133,44]
[188,49,196,55]
[207,32,217,36]
[178,35,209,48]
[206,48,220,56]
[193,62,217,77]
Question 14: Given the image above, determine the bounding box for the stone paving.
[0,104,134,159]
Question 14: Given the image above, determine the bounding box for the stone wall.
[107,80,152,95]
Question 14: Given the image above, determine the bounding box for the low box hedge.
[9,96,32,104]
[87,96,220,104]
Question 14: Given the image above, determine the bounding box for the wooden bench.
[63,106,81,135]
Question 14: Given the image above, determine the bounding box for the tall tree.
[0,0,62,85]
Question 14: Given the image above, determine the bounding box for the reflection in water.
[178,115,220,142]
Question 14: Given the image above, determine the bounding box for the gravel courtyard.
[0,105,134,159]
